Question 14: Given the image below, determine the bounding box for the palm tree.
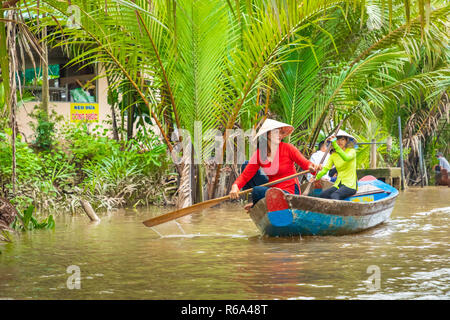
[28,0,368,203]
[1,0,46,196]
[271,0,449,159]
[16,0,449,205]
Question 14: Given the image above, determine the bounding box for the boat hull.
[249,178,398,237]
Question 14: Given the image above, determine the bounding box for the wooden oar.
[142,169,311,228]
[303,120,344,196]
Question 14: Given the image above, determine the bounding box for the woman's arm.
[331,140,356,161]
[288,143,314,171]
[315,157,333,180]
[233,151,261,190]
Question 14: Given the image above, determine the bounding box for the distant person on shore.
[435,152,450,172]
[433,152,450,186]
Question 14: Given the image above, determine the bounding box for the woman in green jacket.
[313,130,358,200]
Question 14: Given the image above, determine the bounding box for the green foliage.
[51,121,169,208]
[0,81,8,129]
[0,116,170,214]
[11,204,55,231]
[59,122,120,167]
[38,148,77,194]
[33,111,54,149]
[0,126,77,206]
[0,130,42,194]
[29,105,63,150]
[58,122,167,170]
[79,127,168,207]
[385,136,411,167]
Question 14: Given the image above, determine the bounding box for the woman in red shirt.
[229,119,316,210]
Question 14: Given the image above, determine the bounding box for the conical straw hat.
[253,119,294,142]
[334,129,357,143]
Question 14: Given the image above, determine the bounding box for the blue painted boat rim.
[248,179,398,237]
[284,179,398,217]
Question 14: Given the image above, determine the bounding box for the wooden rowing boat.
[248,176,398,237]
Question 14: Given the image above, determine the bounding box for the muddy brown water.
[0,187,449,300]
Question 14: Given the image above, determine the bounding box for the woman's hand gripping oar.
[303,120,344,196]
[142,169,311,228]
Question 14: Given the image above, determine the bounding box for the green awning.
[19,64,60,85]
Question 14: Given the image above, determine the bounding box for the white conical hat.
[334,129,357,143]
[253,119,294,142]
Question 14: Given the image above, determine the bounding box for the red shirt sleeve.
[287,143,312,170]
[234,151,260,190]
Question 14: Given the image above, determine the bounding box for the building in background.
[16,45,116,141]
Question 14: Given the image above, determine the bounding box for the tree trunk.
[9,13,17,194]
[110,102,119,141]
[105,73,119,141]
[175,157,192,209]
[1,9,18,194]
[195,164,204,203]
[170,129,193,209]
[120,102,125,141]
[398,115,406,190]
[0,6,10,118]
[41,24,49,119]
[127,103,135,140]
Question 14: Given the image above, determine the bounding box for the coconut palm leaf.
[304,1,449,151]
[305,48,409,151]
[272,7,355,147]
[209,0,365,195]
[169,0,230,157]
[350,2,449,67]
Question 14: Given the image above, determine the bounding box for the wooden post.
[41,24,49,118]
[370,139,377,169]
[398,116,405,190]
[80,200,100,222]
[190,145,196,203]
[419,139,428,186]
[6,11,17,194]
[418,139,424,188]
[386,136,392,152]
[423,148,429,186]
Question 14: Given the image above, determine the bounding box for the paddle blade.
[142,196,226,227]
[303,181,313,196]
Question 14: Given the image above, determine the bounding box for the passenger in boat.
[306,140,337,182]
[312,130,357,200]
[229,119,317,211]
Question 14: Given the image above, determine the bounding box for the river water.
[0,187,449,300]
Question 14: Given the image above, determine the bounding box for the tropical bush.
[0,129,42,197]
[11,204,56,231]
[0,119,172,215]
[74,124,170,209]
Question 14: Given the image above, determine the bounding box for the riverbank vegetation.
[0,116,173,212]
[0,0,449,233]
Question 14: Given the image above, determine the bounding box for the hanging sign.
[70,103,99,122]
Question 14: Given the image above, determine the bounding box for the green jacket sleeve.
[315,157,333,180]
[332,140,356,162]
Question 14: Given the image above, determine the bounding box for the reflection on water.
[0,187,449,300]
